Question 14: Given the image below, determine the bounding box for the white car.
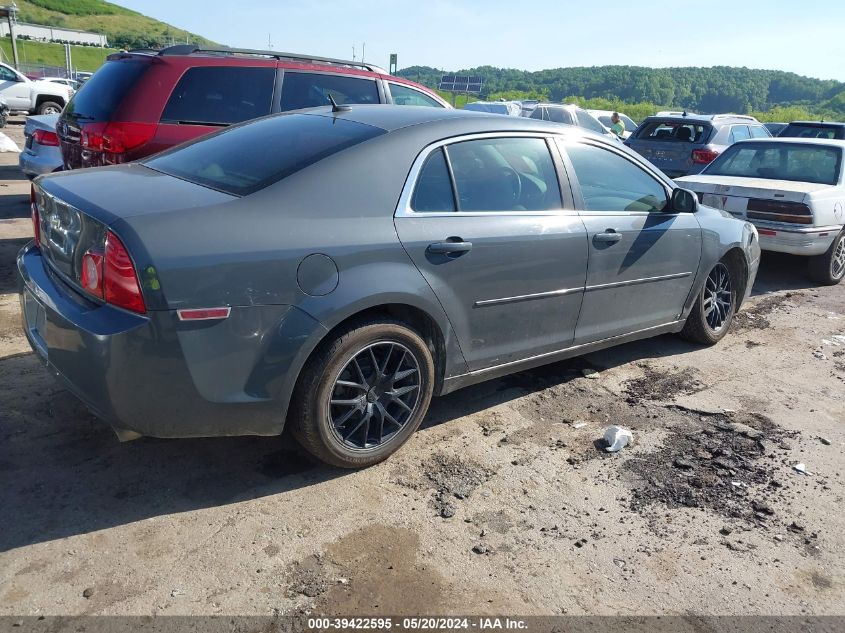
[587,109,637,139]
[0,62,72,115]
[677,138,845,284]
[530,104,621,141]
[42,77,79,94]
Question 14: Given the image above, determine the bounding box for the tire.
[807,229,845,286]
[0,114,6,128]
[37,101,63,115]
[289,320,435,468]
[680,260,739,345]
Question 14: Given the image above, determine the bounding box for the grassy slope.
[1,37,119,71]
[13,0,216,48]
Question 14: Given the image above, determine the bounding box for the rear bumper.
[754,224,841,256]
[19,147,62,178]
[17,243,323,439]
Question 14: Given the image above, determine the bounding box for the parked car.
[0,62,71,115]
[462,101,522,116]
[778,121,845,140]
[20,106,760,467]
[19,114,62,179]
[42,77,80,94]
[530,104,619,140]
[625,113,771,178]
[677,138,845,284]
[57,44,449,170]
[587,109,637,139]
[519,99,539,117]
[764,122,787,136]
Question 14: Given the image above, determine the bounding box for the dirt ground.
[0,116,843,617]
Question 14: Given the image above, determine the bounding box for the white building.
[0,22,108,47]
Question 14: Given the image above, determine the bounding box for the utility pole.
[268,33,272,50]
[64,42,71,79]
[362,42,365,63]
[0,5,20,70]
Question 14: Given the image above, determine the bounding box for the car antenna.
[328,93,351,113]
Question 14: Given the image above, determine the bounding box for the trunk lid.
[34,165,235,298]
[676,175,828,224]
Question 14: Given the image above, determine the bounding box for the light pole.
[0,4,19,70]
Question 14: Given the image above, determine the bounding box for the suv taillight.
[692,149,720,164]
[80,231,146,314]
[80,121,156,156]
[33,129,60,146]
[30,184,41,248]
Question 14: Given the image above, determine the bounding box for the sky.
[112,0,845,81]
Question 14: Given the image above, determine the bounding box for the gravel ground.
[0,116,843,617]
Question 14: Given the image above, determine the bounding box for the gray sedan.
[18,106,760,468]
[19,114,62,178]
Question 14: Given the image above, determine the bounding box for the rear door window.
[750,125,770,139]
[634,120,710,143]
[729,125,751,143]
[389,83,443,107]
[161,66,275,125]
[531,108,574,125]
[411,149,455,212]
[63,60,147,121]
[445,137,562,212]
[280,72,380,111]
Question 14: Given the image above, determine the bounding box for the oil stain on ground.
[310,525,452,614]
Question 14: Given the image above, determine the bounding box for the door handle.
[427,240,473,255]
[594,229,622,243]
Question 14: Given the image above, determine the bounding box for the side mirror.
[671,187,698,213]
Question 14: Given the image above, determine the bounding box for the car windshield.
[144,113,386,196]
[704,142,842,185]
[779,123,845,140]
[634,120,710,143]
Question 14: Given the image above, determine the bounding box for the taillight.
[81,250,105,297]
[691,149,720,164]
[32,129,60,146]
[747,199,813,225]
[30,184,40,248]
[104,232,145,313]
[80,121,156,155]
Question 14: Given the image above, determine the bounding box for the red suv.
[57,44,449,169]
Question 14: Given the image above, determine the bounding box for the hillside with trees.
[13,0,216,50]
[400,65,845,119]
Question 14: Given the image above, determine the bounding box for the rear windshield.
[633,120,711,143]
[779,123,845,140]
[161,66,275,125]
[63,60,146,121]
[144,113,385,196]
[704,142,842,185]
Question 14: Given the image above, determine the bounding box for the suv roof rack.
[711,114,759,122]
[156,44,389,74]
